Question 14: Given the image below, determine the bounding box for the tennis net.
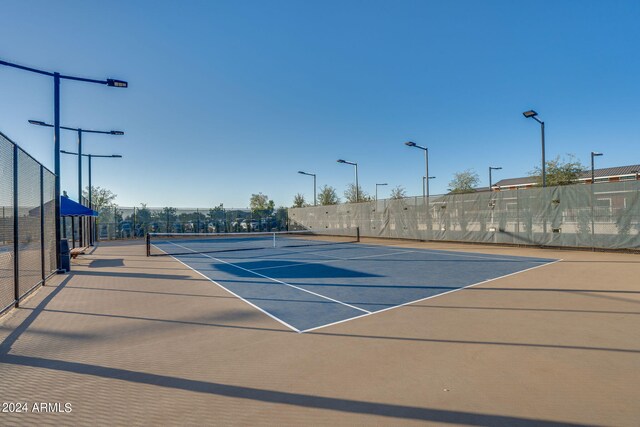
[146,228,360,256]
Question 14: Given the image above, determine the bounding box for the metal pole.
[489,167,492,189]
[591,152,595,184]
[88,155,93,245]
[541,121,546,188]
[53,73,61,272]
[355,163,359,203]
[13,144,19,306]
[40,165,45,283]
[313,174,317,206]
[424,148,429,200]
[77,129,83,246]
[71,217,75,249]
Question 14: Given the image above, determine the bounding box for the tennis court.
[149,232,558,332]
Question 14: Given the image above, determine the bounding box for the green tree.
[318,185,339,205]
[344,183,371,203]
[274,206,288,230]
[161,207,178,232]
[133,203,152,235]
[83,186,117,210]
[389,185,407,199]
[250,193,275,217]
[292,193,307,208]
[448,169,480,194]
[530,154,586,187]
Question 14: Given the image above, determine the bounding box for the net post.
[356,226,360,242]
[146,233,150,257]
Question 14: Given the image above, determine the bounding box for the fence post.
[13,144,19,307]
[133,206,137,239]
[71,217,76,249]
[40,165,45,284]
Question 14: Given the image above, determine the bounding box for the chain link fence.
[1,132,58,316]
[289,180,640,251]
[95,206,290,240]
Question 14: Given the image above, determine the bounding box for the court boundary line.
[150,244,301,333]
[301,258,563,333]
[169,242,371,315]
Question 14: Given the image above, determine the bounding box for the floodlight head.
[591,152,603,157]
[337,159,346,163]
[110,131,125,135]
[522,110,538,118]
[112,155,123,158]
[107,79,128,88]
[60,150,77,155]
[298,171,305,174]
[28,119,51,127]
[490,166,502,170]
[405,141,417,147]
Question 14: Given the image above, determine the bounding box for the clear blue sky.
[1,0,639,208]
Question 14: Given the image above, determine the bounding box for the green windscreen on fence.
[289,181,640,250]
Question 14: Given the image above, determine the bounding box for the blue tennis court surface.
[153,240,558,332]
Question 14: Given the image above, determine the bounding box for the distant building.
[492,164,640,191]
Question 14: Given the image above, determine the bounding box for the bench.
[70,247,88,259]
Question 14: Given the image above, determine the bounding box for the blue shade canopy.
[60,196,98,217]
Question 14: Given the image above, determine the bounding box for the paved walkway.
[0,239,638,425]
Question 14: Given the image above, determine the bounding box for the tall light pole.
[523,110,546,187]
[489,166,502,190]
[337,159,359,202]
[591,152,603,184]
[61,150,122,245]
[405,141,429,199]
[375,183,388,201]
[29,120,123,245]
[1,58,127,271]
[297,171,317,206]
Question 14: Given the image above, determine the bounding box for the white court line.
[150,244,301,332]
[250,250,418,272]
[301,258,564,333]
[398,249,561,262]
[169,242,371,315]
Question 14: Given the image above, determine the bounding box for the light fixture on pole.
[375,183,388,201]
[337,159,359,202]
[522,110,546,188]
[1,58,127,271]
[405,141,430,199]
[489,166,502,190]
[590,152,603,184]
[297,171,317,206]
